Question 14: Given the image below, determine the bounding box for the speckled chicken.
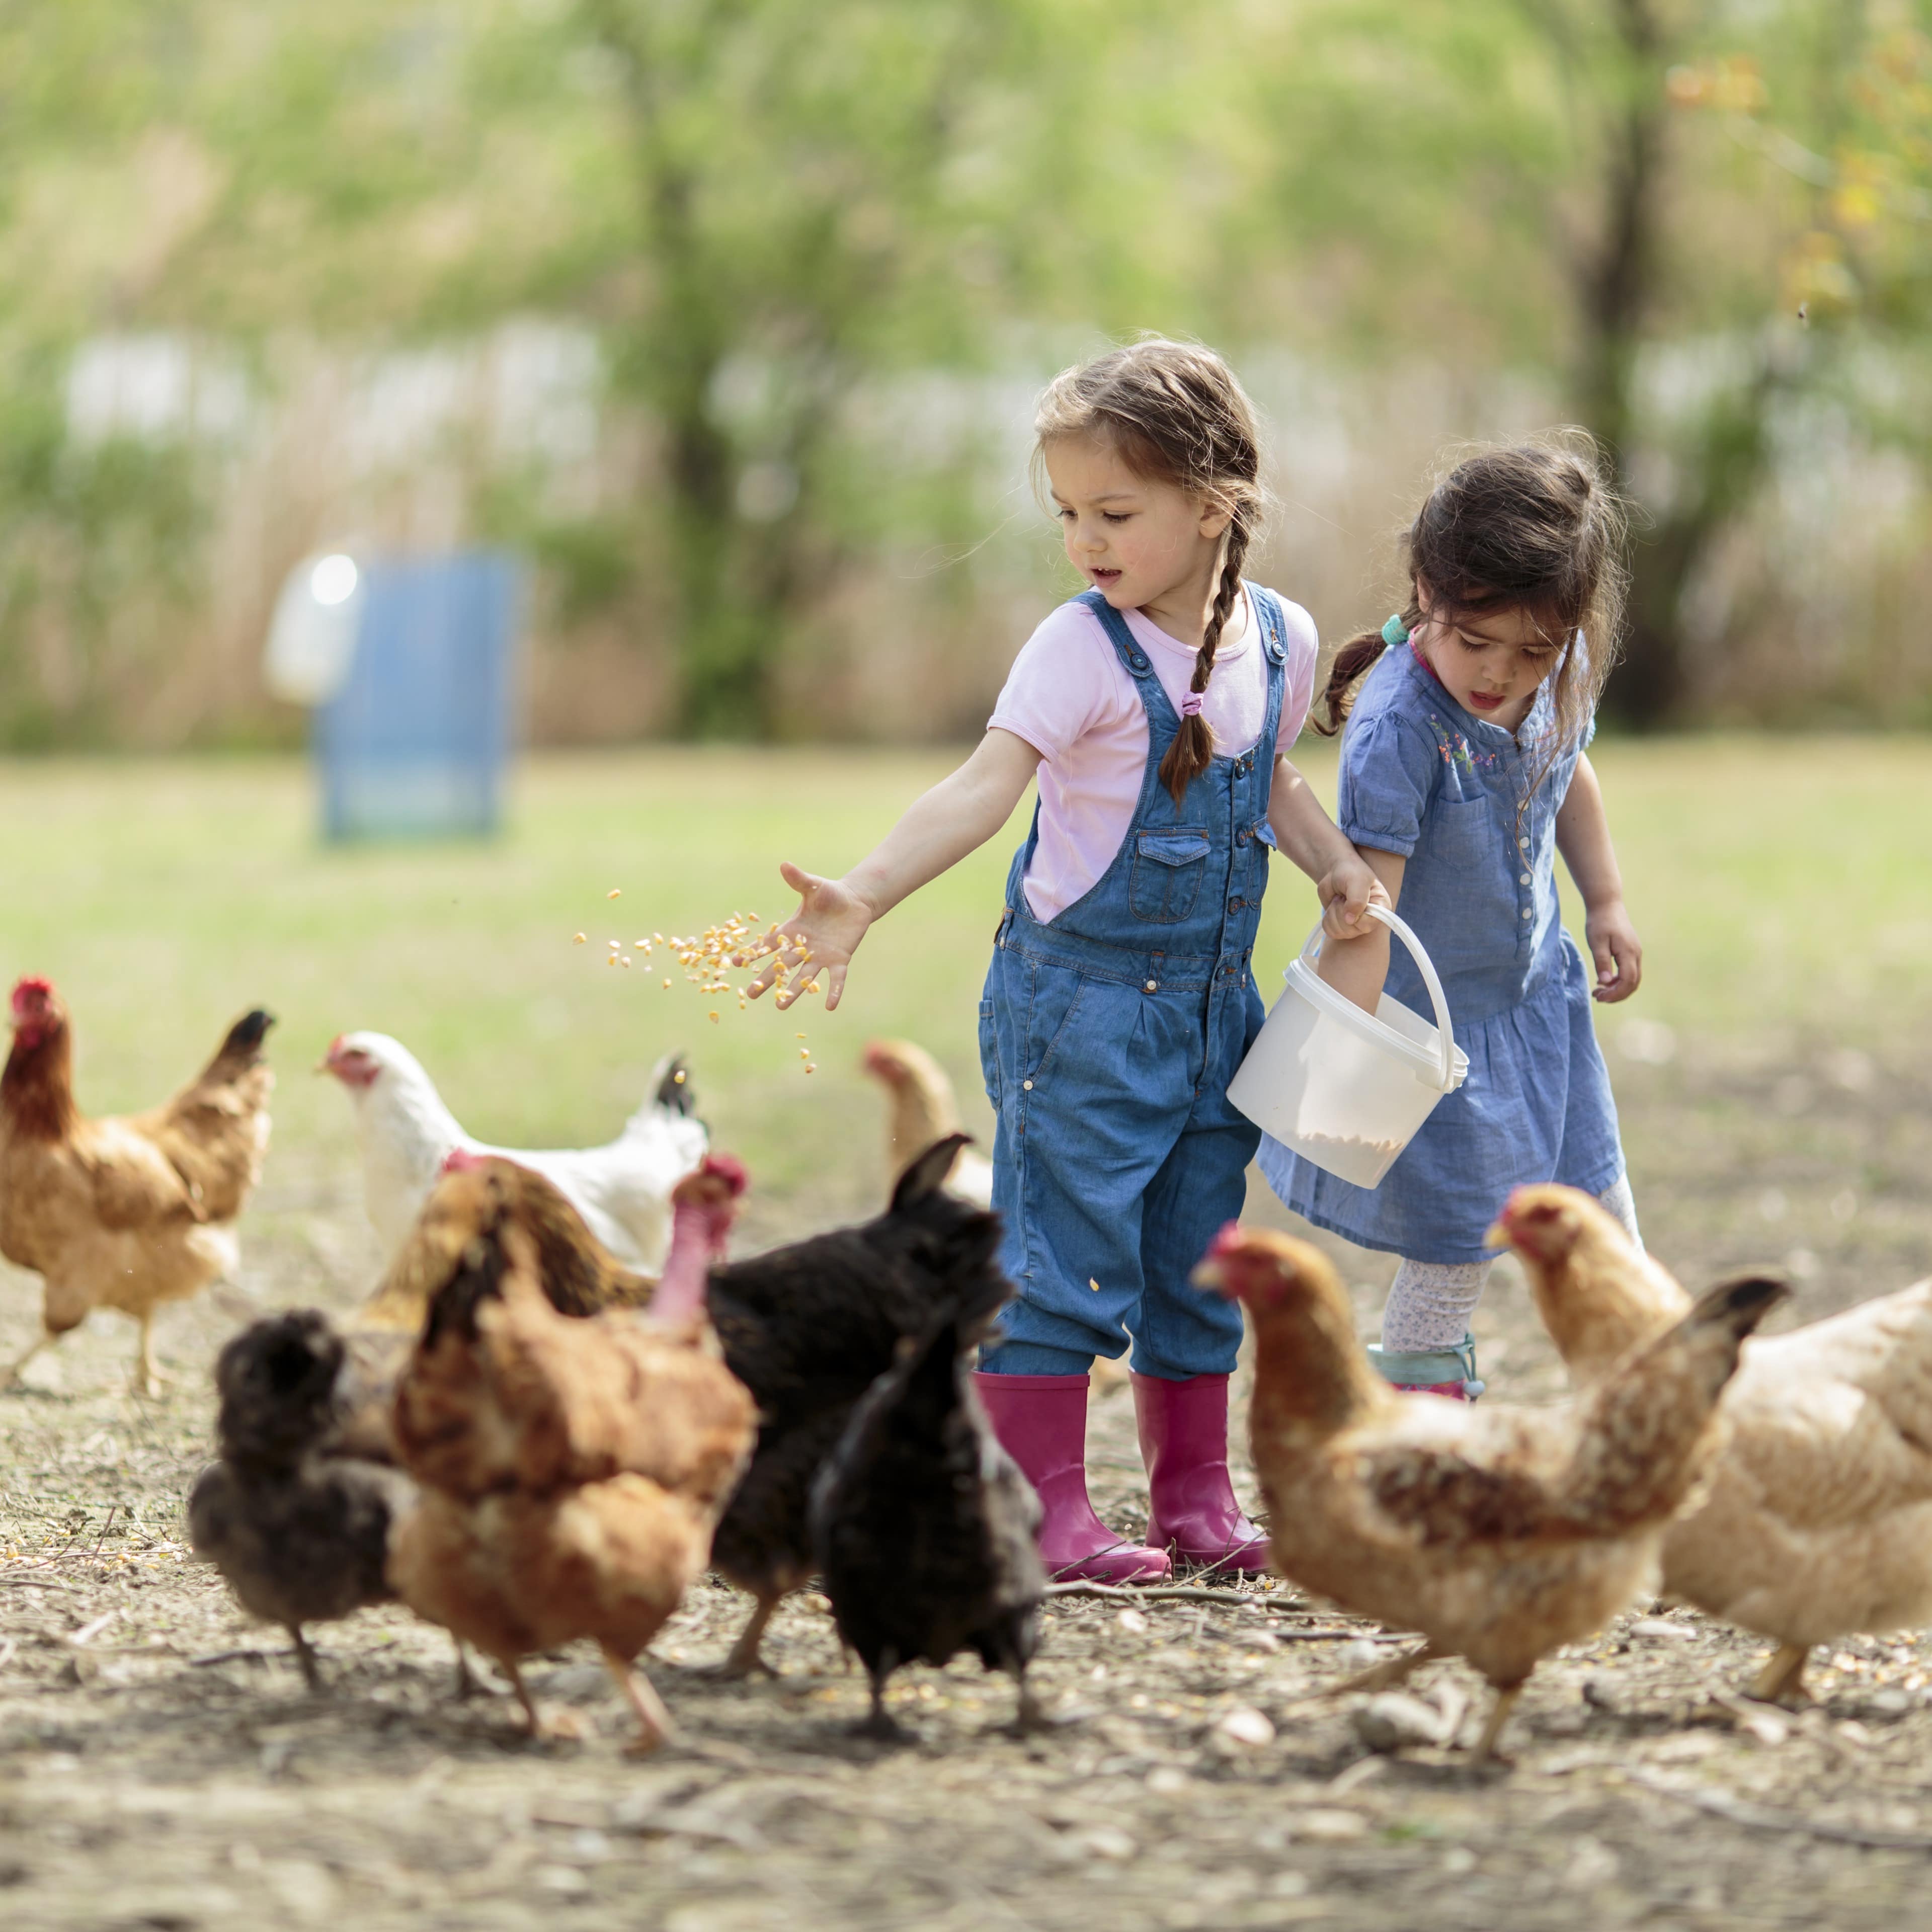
[811,1266,1041,1738]
[1495,1183,1932,1703]
[1,979,274,1395]
[1196,1223,1785,1755]
[188,1310,417,1689]
[387,1154,753,1749]
[706,1133,1003,1676]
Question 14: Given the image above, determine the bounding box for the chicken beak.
[1483,1215,1511,1251]
[1190,1256,1227,1292]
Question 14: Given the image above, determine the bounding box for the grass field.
[6,739,1932,1930]
[8,735,1930,1167]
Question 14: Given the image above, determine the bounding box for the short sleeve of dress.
[1338,712,1441,857]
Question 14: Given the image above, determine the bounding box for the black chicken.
[810,1269,1044,1739]
[188,1310,417,1689]
[707,1133,1004,1676]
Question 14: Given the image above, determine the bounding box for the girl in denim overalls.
[752,341,1384,1581]
[1259,441,1646,1399]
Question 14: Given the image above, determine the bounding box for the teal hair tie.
[1381,613,1410,647]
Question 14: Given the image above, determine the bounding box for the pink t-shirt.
[988,586,1319,923]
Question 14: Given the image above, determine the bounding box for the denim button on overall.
[978,586,1289,1381]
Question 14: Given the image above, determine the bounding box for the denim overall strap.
[981,587,1287,1381]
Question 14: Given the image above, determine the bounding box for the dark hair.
[1033,338,1266,802]
[1315,437,1629,791]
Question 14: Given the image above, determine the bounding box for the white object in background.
[1228,904,1469,1189]
[263,551,365,704]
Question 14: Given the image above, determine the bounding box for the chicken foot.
[288,1625,323,1694]
[856,1659,914,1744]
[1331,1641,1440,1697]
[504,1662,587,1743]
[133,1314,173,1399]
[602,1649,680,1755]
[715,1593,780,1679]
[0,1328,53,1392]
[1471,1681,1523,1762]
[1751,1642,1811,1705]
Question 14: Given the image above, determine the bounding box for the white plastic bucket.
[1229,904,1468,1189]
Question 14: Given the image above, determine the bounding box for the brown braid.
[1313,603,1419,737]
[1157,511,1252,800]
[1031,337,1270,804]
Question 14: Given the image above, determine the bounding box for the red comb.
[1205,1220,1247,1260]
[11,977,53,1003]
[700,1152,749,1197]
[440,1147,490,1175]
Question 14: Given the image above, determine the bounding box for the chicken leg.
[288,1624,323,1693]
[603,1649,680,1755]
[0,1328,52,1391]
[1472,1681,1523,1762]
[133,1313,172,1399]
[1751,1641,1811,1705]
[857,1658,913,1744]
[717,1592,780,1679]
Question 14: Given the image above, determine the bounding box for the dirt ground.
[5,1023,1932,1932]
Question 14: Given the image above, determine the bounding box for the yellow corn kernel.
[573,932,587,945]
[803,1062,817,1074]
[709,1011,720,1023]
[620,956,632,968]
[607,888,622,899]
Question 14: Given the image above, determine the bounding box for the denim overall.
[978,586,1287,1381]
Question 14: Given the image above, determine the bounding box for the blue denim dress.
[1257,641,1625,1264]
[978,586,1288,1381]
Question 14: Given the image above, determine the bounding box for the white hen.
[320,1032,708,1271]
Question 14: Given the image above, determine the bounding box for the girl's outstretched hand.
[744,861,874,1011]
[1584,900,1643,1003]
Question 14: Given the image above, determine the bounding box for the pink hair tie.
[1180,694,1204,717]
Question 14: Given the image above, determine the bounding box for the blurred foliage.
[0,0,1927,742]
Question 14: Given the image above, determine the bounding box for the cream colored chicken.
[1494,1184,1932,1702]
[1196,1223,1782,1755]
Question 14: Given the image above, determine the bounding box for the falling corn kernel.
[607,888,622,900]
[799,1049,810,1061]
[573,932,587,945]
[662,979,672,990]
[795,1032,807,1039]
[1089,1278,1102,1294]
[709,1011,720,1023]
[620,956,632,968]
[803,1063,817,1074]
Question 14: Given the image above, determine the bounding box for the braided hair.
[1033,339,1267,803]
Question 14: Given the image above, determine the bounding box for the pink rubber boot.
[1133,1373,1271,1576]
[972,1372,1171,1584]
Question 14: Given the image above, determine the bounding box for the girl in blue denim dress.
[751,341,1385,1582]
[1258,441,1645,1398]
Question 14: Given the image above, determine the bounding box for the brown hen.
[1196,1223,1784,1756]
[388,1152,753,1748]
[1,977,274,1395]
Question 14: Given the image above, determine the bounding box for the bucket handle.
[1298,904,1459,1092]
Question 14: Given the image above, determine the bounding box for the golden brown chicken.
[1195,1223,1784,1755]
[861,1038,994,1210]
[1,978,274,1395]
[1494,1183,1932,1703]
[387,1153,754,1748]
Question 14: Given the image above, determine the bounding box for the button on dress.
[1258,643,1625,1264]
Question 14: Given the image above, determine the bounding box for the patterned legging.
[1379,1175,1642,1353]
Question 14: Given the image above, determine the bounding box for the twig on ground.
[189,1648,282,1668]
[0,1575,87,1592]
[1044,1582,1281,1607]
[63,1611,117,1647]
[90,1504,117,1556]
[1626,1770,1932,1852]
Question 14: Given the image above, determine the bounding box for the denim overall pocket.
[1128,828,1211,924]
